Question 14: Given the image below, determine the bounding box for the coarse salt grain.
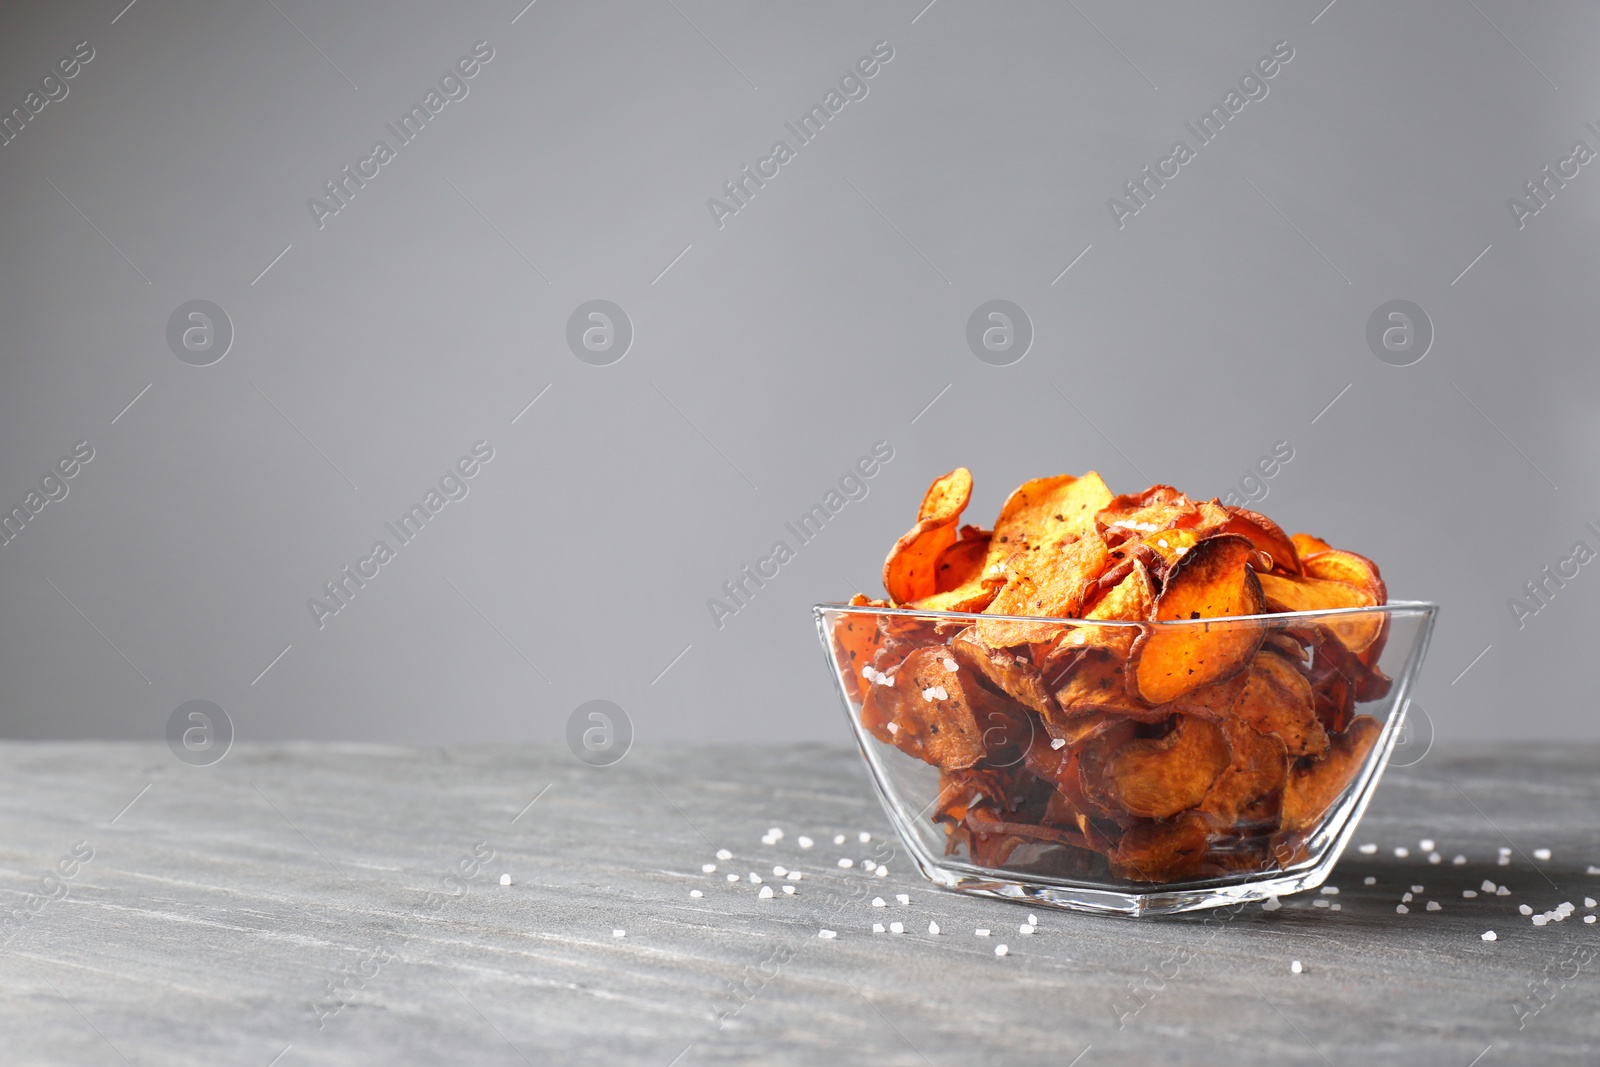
[1397,904,1410,914]
[1331,903,1341,911]
[716,849,732,860]
[1499,847,1512,856]
[1019,924,1034,935]
[1402,893,1413,903]
[749,873,762,883]
[727,874,739,882]
[783,885,795,895]
[1291,960,1302,974]
[773,866,788,877]
[921,686,948,702]
[1411,885,1424,893]
[1426,901,1441,911]
[788,871,803,881]
[928,921,940,935]
[768,827,782,839]
[1519,904,1533,915]
[862,861,876,872]
[818,929,836,939]
[872,897,886,908]
[1534,848,1552,861]
[1420,838,1435,851]
[1463,890,1478,898]
[1533,915,1548,926]
[837,859,853,868]
[612,929,626,938]
[876,867,888,877]
[1358,843,1377,854]
[690,890,703,898]
[1364,876,1377,886]
[702,864,717,873]
[873,923,885,933]
[1321,886,1339,895]
[1050,738,1067,750]
[1453,855,1467,865]
[1496,886,1510,896]
[758,886,773,899]
[1482,880,1498,893]
[1587,916,1597,924]
[500,874,512,886]
[1262,897,1282,912]
[995,944,1009,957]
[1587,865,1600,875]
[833,834,846,845]
[887,723,899,735]
[943,657,959,671]
[1586,898,1597,908]
[1027,914,1037,925]
[890,922,904,934]
[1313,899,1329,909]
[1429,853,1442,864]
[1395,847,1410,858]
[1482,930,1497,941]
[975,928,990,936]
[798,836,814,849]
[1499,857,1512,866]
[896,894,910,905]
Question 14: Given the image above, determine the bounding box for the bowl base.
[910,854,1334,918]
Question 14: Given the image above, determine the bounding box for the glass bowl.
[814,600,1437,917]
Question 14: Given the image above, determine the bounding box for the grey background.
[2,0,1597,746]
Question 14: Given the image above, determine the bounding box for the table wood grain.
[0,742,1595,1066]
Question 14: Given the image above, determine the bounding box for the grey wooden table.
[0,742,1595,1066]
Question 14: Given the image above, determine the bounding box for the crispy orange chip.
[1084,714,1232,819]
[1131,534,1265,704]
[1256,571,1383,655]
[1109,811,1211,882]
[1233,648,1329,757]
[982,472,1113,584]
[913,527,999,613]
[1279,715,1382,835]
[883,468,972,604]
[951,626,1060,720]
[1222,507,1301,574]
[861,645,1024,771]
[977,530,1110,648]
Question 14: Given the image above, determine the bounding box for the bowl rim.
[812,598,1438,628]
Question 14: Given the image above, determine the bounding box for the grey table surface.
[0,742,1596,1067]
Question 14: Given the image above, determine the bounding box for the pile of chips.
[832,469,1392,883]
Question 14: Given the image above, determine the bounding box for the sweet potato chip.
[1279,715,1382,834]
[883,468,972,603]
[982,472,1114,583]
[860,646,1023,770]
[1048,648,1154,720]
[1131,534,1265,704]
[1233,648,1329,757]
[1109,811,1211,882]
[831,595,887,700]
[1095,485,1196,541]
[1083,714,1231,819]
[1222,507,1301,574]
[913,528,1000,613]
[1256,571,1383,655]
[1291,532,1334,560]
[977,531,1111,647]
[1199,713,1288,827]
[950,626,1060,720]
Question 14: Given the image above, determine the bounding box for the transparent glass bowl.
[815,600,1437,917]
